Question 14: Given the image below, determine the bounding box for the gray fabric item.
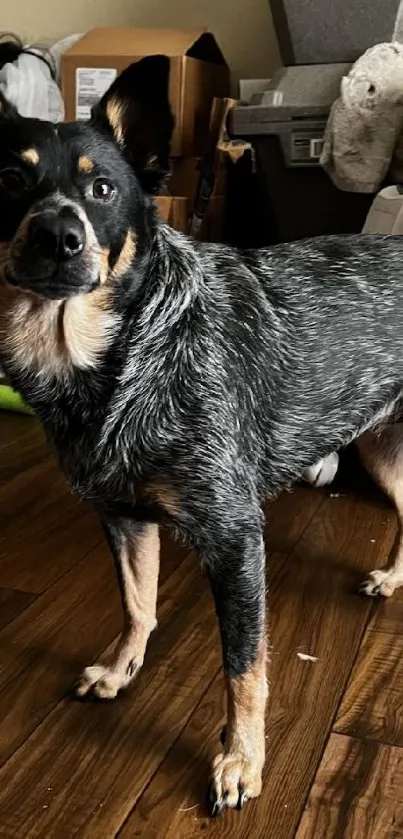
[320,42,403,193]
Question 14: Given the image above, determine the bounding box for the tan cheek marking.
[78,155,94,174]
[21,148,39,166]
[106,97,125,146]
[111,230,136,280]
[0,292,63,374]
[100,248,110,285]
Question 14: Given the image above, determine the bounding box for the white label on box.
[76,68,118,120]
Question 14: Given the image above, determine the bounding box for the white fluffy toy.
[321,42,403,193]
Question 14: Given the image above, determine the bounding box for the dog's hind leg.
[202,514,268,816]
[358,425,403,598]
[75,517,160,699]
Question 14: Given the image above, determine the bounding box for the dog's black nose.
[29,211,85,263]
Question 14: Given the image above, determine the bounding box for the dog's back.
[185,232,403,495]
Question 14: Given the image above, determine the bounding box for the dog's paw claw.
[208,751,262,817]
[359,569,403,598]
[236,786,248,811]
[209,783,228,818]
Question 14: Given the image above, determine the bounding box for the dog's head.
[0,55,173,300]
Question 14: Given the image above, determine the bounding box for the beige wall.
[2,0,281,87]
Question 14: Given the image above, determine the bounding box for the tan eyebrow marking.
[78,155,94,174]
[21,148,39,166]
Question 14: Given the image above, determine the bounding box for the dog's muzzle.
[28,208,86,266]
[7,197,100,299]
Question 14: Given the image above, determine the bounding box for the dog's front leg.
[203,523,268,816]
[75,517,160,700]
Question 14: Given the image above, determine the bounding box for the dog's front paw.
[74,663,137,700]
[208,751,263,817]
[359,569,403,598]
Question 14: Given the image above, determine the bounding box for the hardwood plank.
[264,485,327,553]
[0,551,221,838]
[0,434,103,593]
[0,588,37,632]
[118,490,397,838]
[335,574,403,746]
[0,420,49,483]
[0,429,186,596]
[0,524,188,774]
[0,503,103,593]
[0,414,40,452]
[295,733,403,838]
[0,456,68,514]
[0,541,121,770]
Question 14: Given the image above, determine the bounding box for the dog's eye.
[0,169,26,195]
[92,178,115,202]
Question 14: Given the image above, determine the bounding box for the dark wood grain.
[264,485,328,553]
[0,540,121,770]
[0,501,103,593]
[0,413,40,451]
[0,552,219,837]
[0,433,49,483]
[295,733,403,838]
[335,577,403,746]
[0,588,37,632]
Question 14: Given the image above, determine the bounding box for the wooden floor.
[1,413,403,837]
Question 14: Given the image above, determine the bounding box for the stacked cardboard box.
[61,28,236,240]
[156,97,252,241]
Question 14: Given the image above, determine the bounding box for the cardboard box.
[154,99,251,241]
[155,194,225,241]
[154,157,225,240]
[61,28,230,156]
[188,97,251,239]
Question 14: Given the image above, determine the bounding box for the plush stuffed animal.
[321,42,403,192]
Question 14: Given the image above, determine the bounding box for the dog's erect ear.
[91,55,174,193]
[0,90,18,119]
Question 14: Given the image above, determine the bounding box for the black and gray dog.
[1,55,403,816]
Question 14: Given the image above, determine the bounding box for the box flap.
[65,28,226,64]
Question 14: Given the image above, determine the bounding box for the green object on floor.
[0,384,34,415]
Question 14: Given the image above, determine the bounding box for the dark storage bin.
[229,65,375,245]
